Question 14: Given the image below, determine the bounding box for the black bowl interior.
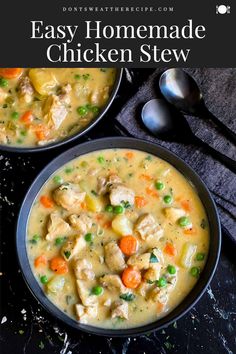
[0,69,123,153]
[16,137,221,337]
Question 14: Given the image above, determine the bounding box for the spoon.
[141,99,236,174]
[159,68,236,145]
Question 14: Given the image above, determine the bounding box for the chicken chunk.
[111,300,128,320]
[58,84,72,105]
[53,183,86,211]
[135,213,163,240]
[76,280,97,306]
[18,76,34,103]
[61,236,86,261]
[109,184,135,206]
[149,287,168,304]
[45,212,71,241]
[164,207,186,223]
[100,274,126,293]
[97,174,122,195]
[127,252,151,270]
[68,213,92,235]
[74,259,95,281]
[75,304,97,323]
[137,281,152,297]
[43,94,68,130]
[104,242,126,272]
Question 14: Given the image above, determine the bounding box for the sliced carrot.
[119,236,138,256]
[0,68,23,79]
[35,130,46,141]
[95,214,104,221]
[50,257,68,275]
[139,174,153,182]
[181,200,192,212]
[184,227,197,235]
[135,196,148,208]
[121,267,141,289]
[20,110,33,124]
[40,195,54,208]
[146,187,159,198]
[80,201,87,210]
[125,151,134,159]
[157,301,165,313]
[164,242,177,257]
[34,254,47,268]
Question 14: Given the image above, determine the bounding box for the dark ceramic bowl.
[16,137,221,336]
[0,69,123,153]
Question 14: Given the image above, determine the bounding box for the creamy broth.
[27,149,209,329]
[0,68,116,147]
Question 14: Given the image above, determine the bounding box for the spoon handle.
[193,135,236,174]
[199,109,236,145]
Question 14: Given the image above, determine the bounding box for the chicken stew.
[0,68,116,147]
[27,149,209,329]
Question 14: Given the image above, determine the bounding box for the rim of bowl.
[0,69,123,153]
[16,137,221,337]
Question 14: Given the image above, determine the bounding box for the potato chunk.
[112,214,133,236]
[29,68,58,95]
[179,242,197,268]
[104,242,126,272]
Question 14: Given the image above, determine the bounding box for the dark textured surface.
[0,69,236,353]
[116,68,236,238]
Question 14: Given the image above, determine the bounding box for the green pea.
[156,277,167,288]
[85,233,94,242]
[105,205,113,213]
[167,264,176,275]
[11,111,19,120]
[65,167,73,174]
[40,275,48,284]
[155,181,165,190]
[55,237,66,246]
[97,156,105,164]
[74,74,81,80]
[0,77,8,87]
[92,106,99,114]
[113,205,124,214]
[30,234,40,244]
[17,139,23,144]
[77,106,88,116]
[163,195,172,204]
[190,266,200,277]
[91,286,103,296]
[196,253,205,261]
[20,130,27,136]
[178,216,191,227]
[53,175,64,184]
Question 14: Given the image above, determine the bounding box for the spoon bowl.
[141,98,236,173]
[159,68,203,114]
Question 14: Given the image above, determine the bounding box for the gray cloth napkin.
[115,68,236,239]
